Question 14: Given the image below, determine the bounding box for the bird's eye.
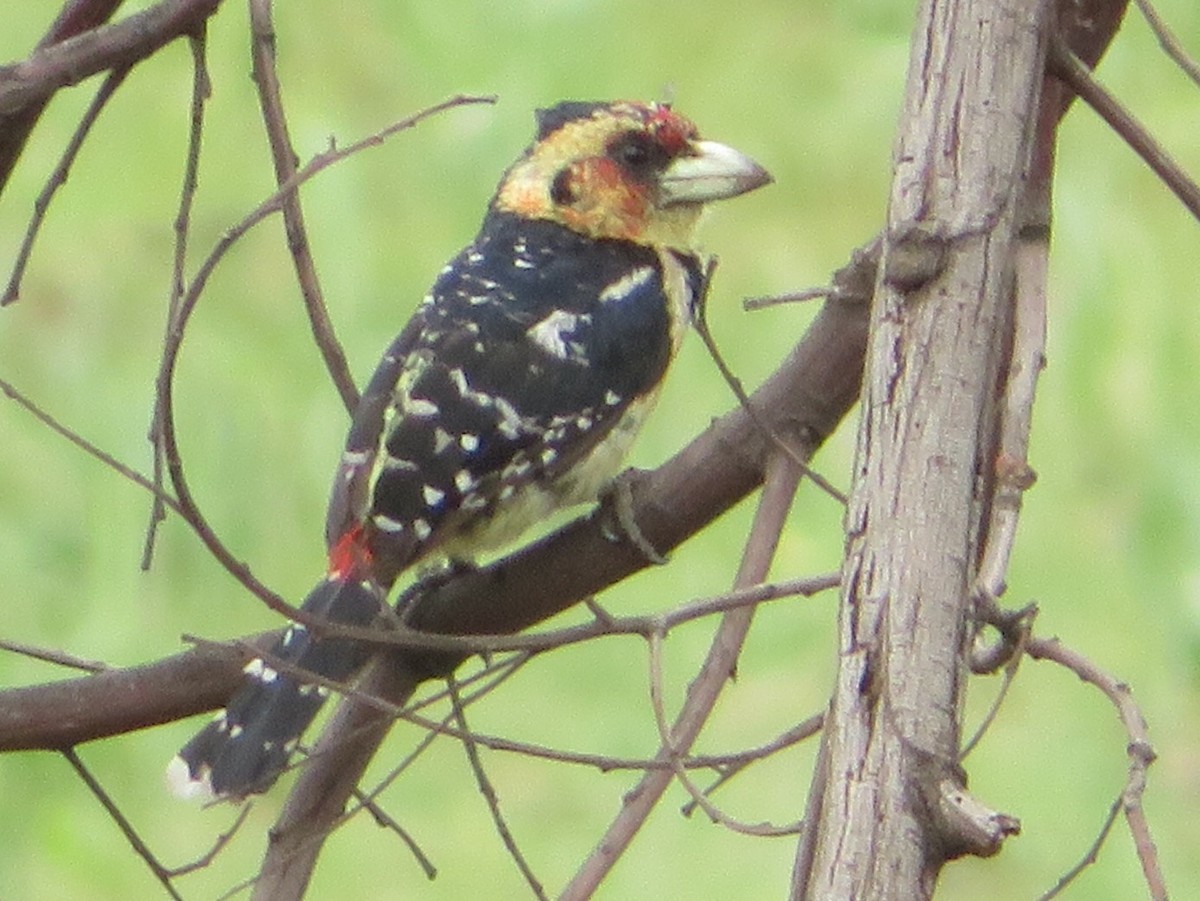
[617,140,650,168]
[607,132,665,176]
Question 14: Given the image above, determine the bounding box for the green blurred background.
[2,1,1198,898]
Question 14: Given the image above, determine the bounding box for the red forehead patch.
[642,104,697,156]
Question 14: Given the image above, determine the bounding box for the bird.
[167,99,772,802]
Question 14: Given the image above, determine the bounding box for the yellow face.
[495,102,769,249]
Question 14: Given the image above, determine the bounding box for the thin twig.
[1132,0,1200,88]
[680,712,824,817]
[0,376,184,515]
[2,66,130,306]
[1049,33,1200,222]
[448,675,548,900]
[248,0,359,413]
[743,285,837,311]
[144,26,210,569]
[1027,635,1167,901]
[217,572,838,659]
[645,632,802,837]
[694,260,847,505]
[165,804,252,877]
[959,641,1023,760]
[562,449,805,898]
[0,637,110,673]
[350,786,438,880]
[1038,796,1123,900]
[63,747,184,901]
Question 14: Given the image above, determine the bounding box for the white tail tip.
[166,755,218,803]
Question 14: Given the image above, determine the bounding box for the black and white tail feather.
[167,573,385,801]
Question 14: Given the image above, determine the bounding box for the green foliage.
[2,1,1199,898]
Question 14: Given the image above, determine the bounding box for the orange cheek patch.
[560,158,649,241]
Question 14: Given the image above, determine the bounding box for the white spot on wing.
[432,427,455,454]
[448,368,470,395]
[405,397,438,417]
[599,266,654,303]
[527,310,582,360]
[423,484,446,507]
[373,513,406,532]
[382,456,419,472]
[413,518,432,540]
[462,494,489,511]
[493,396,526,437]
[243,658,265,677]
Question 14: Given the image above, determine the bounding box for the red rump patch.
[328,525,373,578]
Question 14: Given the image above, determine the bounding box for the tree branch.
[0,0,222,117]
[0,0,126,192]
[793,1,1050,896]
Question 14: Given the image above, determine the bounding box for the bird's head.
[494,100,772,248]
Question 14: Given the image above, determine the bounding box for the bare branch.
[0,0,222,116]
[1027,636,1168,900]
[1132,0,1200,88]
[564,448,805,898]
[0,0,125,191]
[64,747,184,900]
[794,2,1048,894]
[694,258,848,505]
[0,638,262,751]
[2,65,129,305]
[646,633,803,837]
[166,804,252,877]
[143,26,210,567]
[0,637,110,674]
[1049,32,1200,221]
[248,0,359,414]
[0,376,184,516]
[448,676,548,900]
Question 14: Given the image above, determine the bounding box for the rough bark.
[791,1,1049,897]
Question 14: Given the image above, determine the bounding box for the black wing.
[327,211,704,583]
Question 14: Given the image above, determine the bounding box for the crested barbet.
[169,99,772,801]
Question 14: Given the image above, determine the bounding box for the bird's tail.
[167,571,386,801]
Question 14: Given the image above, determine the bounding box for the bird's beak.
[657,140,773,206]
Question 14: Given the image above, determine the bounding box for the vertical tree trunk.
[791,1,1048,897]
